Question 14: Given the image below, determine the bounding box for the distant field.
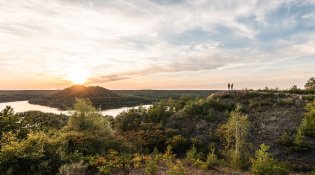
[0,90,57,103]
[113,90,220,100]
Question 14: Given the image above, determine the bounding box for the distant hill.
[52,85,119,98]
[29,85,151,110]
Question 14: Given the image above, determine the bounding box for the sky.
[0,0,315,90]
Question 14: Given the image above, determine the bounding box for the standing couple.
[228,83,234,90]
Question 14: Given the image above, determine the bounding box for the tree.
[64,98,112,136]
[251,144,288,175]
[289,85,299,93]
[204,147,219,170]
[217,107,250,169]
[305,77,315,90]
[115,107,146,132]
[63,99,113,154]
[0,106,19,139]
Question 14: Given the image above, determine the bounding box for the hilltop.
[28,85,151,110]
[52,85,119,98]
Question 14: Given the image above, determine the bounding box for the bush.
[185,145,203,164]
[167,160,186,175]
[277,133,293,146]
[292,118,309,151]
[251,144,289,175]
[203,147,219,170]
[162,145,175,163]
[0,132,64,175]
[292,100,315,151]
[144,157,158,175]
[89,150,133,175]
[58,162,88,175]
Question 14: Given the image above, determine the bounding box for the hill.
[52,85,119,98]
[114,90,315,172]
[28,85,152,110]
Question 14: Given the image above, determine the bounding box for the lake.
[0,101,151,117]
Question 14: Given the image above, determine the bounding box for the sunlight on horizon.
[65,69,89,85]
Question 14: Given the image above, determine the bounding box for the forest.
[1,78,315,175]
[0,87,218,110]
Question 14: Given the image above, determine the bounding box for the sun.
[66,70,89,85]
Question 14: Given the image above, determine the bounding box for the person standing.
[228,83,230,90]
[231,83,233,90]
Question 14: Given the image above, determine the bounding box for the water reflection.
[0,101,151,117]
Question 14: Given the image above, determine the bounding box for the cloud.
[0,0,315,89]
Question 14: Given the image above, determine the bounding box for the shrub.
[304,100,315,136]
[251,144,289,175]
[167,160,186,175]
[89,150,133,175]
[163,145,175,162]
[277,133,293,146]
[204,147,219,170]
[0,132,64,175]
[58,162,88,175]
[292,118,309,151]
[185,145,203,164]
[144,157,158,175]
[292,100,315,151]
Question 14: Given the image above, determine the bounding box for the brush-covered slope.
[163,91,315,170]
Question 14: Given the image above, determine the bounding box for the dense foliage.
[0,90,315,174]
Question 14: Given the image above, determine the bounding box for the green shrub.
[144,157,158,175]
[162,145,175,165]
[203,147,219,170]
[251,144,289,175]
[304,100,315,136]
[0,132,64,175]
[277,133,293,146]
[292,118,309,151]
[89,150,133,175]
[167,160,186,175]
[291,99,315,151]
[58,162,88,175]
[185,145,203,164]
[248,99,261,109]
[227,149,242,170]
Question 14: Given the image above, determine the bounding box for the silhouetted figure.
[228,83,230,90]
[231,83,234,90]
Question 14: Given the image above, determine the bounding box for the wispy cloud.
[0,0,314,89]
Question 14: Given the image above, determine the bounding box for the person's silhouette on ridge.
[231,83,233,90]
[228,83,230,90]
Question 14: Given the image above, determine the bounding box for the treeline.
[256,77,315,95]
[0,90,57,103]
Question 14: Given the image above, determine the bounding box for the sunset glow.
[0,0,315,90]
[65,70,89,85]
